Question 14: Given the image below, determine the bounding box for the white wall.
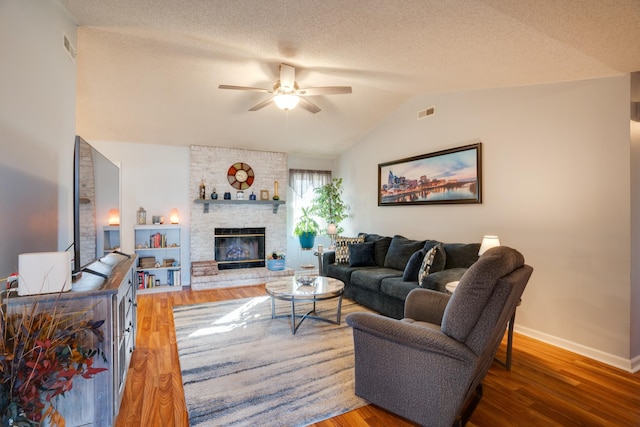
[630,72,640,364]
[339,76,634,369]
[90,141,191,285]
[0,0,77,276]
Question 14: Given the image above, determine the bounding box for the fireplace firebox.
[214,227,265,270]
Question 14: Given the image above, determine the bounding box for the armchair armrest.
[404,288,451,325]
[346,312,475,362]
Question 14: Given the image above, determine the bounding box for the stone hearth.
[190,266,294,290]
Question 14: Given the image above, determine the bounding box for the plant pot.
[298,232,316,249]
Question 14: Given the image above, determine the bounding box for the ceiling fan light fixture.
[274,94,300,111]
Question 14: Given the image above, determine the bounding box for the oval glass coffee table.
[265,276,345,335]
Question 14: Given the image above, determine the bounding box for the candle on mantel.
[273,180,279,200]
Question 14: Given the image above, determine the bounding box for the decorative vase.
[199,180,206,199]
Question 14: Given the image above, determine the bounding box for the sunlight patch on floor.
[189,296,270,337]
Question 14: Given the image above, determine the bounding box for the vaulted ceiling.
[61,0,640,157]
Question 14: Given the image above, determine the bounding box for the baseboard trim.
[515,325,635,373]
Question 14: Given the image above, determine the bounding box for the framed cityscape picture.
[378,143,482,206]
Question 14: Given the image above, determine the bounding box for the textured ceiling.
[61,0,640,157]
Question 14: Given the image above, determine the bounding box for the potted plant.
[311,177,349,235]
[294,206,320,249]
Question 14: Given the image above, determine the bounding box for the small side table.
[444,280,519,370]
[445,281,459,294]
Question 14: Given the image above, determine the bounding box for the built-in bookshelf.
[134,224,182,294]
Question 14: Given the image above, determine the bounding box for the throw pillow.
[384,235,426,271]
[402,249,426,281]
[418,245,438,286]
[359,233,393,266]
[335,235,365,264]
[348,242,376,267]
[423,241,446,273]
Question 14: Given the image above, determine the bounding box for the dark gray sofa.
[322,233,480,319]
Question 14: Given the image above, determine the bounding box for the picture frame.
[378,143,482,206]
[260,189,270,200]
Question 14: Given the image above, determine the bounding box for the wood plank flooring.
[115,285,640,427]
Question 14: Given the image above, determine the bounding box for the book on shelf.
[149,233,167,248]
[137,271,145,290]
[136,269,180,289]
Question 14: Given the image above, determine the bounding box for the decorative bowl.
[295,275,317,287]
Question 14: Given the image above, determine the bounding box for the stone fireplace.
[189,146,292,289]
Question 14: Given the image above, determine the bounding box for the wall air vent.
[63,34,76,63]
[417,106,435,120]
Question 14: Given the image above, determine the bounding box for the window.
[288,168,332,228]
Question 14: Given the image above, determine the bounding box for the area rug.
[173,295,373,426]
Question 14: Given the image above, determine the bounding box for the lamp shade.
[274,94,300,110]
[478,235,500,255]
[108,209,120,226]
[169,208,180,224]
[327,223,337,235]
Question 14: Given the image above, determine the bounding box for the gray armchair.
[345,246,533,427]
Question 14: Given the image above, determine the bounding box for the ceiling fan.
[218,63,352,114]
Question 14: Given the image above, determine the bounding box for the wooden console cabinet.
[5,254,137,426]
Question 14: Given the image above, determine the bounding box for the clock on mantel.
[227,162,254,190]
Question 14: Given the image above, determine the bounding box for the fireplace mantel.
[193,198,286,214]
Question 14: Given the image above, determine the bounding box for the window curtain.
[288,169,332,198]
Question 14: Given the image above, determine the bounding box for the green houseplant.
[294,206,320,249]
[311,177,349,235]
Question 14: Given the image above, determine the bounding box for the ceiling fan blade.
[248,97,274,111]
[279,63,296,91]
[219,84,271,93]
[297,97,321,114]
[297,86,352,96]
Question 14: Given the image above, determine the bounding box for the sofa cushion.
[384,235,426,271]
[348,242,376,267]
[326,263,365,284]
[443,243,481,269]
[335,235,365,264]
[421,268,468,292]
[360,233,393,267]
[402,249,425,281]
[351,268,402,292]
[381,277,420,301]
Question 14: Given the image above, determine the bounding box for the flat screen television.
[72,136,121,278]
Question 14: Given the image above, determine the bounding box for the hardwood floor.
[115,285,640,427]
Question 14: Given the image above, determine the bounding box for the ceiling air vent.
[63,34,76,63]
[417,106,435,120]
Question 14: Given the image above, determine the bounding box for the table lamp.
[479,235,500,255]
